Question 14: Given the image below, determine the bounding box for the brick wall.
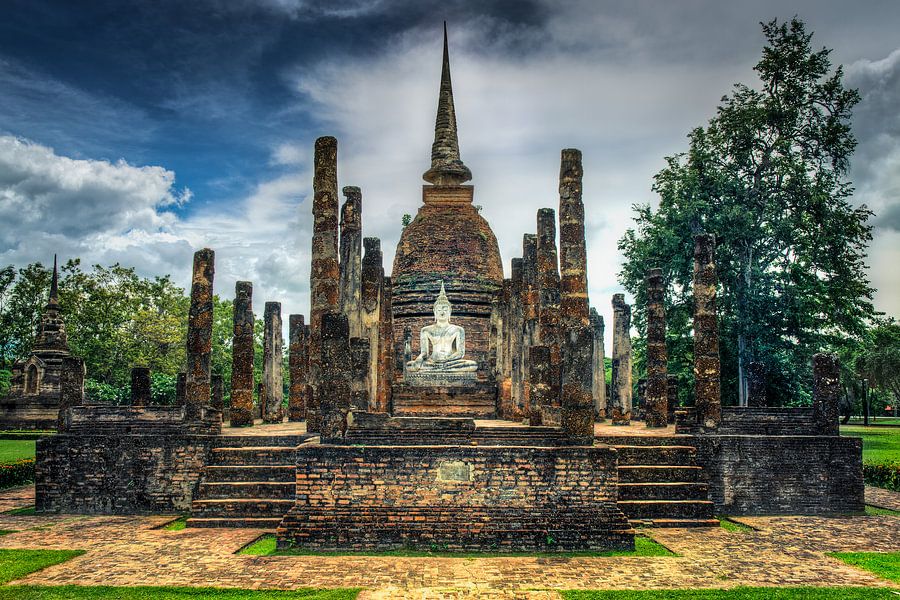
[277,444,633,552]
[694,434,864,515]
[36,433,216,514]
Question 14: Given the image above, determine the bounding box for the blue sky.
[2,0,900,340]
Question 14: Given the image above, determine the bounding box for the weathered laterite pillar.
[747,361,767,408]
[320,312,352,440]
[340,186,363,339]
[610,293,632,425]
[528,345,552,426]
[644,268,668,428]
[521,234,539,407]
[130,366,151,407]
[350,337,370,411]
[813,353,840,436]
[693,234,721,429]
[211,374,224,412]
[185,248,214,421]
[494,278,512,417]
[561,326,595,442]
[508,259,524,415]
[308,136,341,433]
[667,375,678,424]
[558,148,589,329]
[57,356,84,432]
[263,302,284,423]
[230,281,255,427]
[288,315,309,421]
[176,372,186,407]
[256,382,265,420]
[590,307,606,420]
[537,208,561,407]
[361,237,384,411]
[376,276,394,412]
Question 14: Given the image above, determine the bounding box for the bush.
[0,459,35,489]
[0,370,10,397]
[863,462,900,491]
[84,379,127,404]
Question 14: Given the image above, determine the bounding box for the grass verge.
[162,516,188,531]
[830,551,900,584]
[0,549,84,585]
[3,506,35,516]
[865,505,900,516]
[717,517,754,532]
[240,534,674,558]
[841,425,900,464]
[563,588,900,599]
[0,587,360,599]
[0,440,36,463]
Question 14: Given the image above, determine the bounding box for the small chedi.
[32,22,862,556]
[405,281,477,385]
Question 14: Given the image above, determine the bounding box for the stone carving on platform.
[405,282,477,386]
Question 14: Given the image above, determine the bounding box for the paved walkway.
[866,485,900,511]
[0,486,898,597]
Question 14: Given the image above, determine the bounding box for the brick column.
[561,326,595,442]
[288,314,309,421]
[361,237,385,411]
[537,208,561,407]
[667,375,678,424]
[320,313,351,440]
[693,234,721,429]
[308,136,340,433]
[528,345,553,426]
[376,276,394,413]
[57,356,84,432]
[350,337,370,411]
[230,281,255,427]
[509,258,524,415]
[263,301,284,423]
[211,374,224,412]
[645,268,668,428]
[558,148,589,329]
[747,362,767,408]
[130,367,151,407]
[813,353,840,436]
[610,293,632,425]
[185,248,214,421]
[590,307,606,420]
[521,233,539,409]
[175,372,186,407]
[340,186,363,339]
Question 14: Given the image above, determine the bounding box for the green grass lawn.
[0,549,84,585]
[830,551,900,584]
[563,589,900,599]
[240,534,674,558]
[840,425,900,464]
[0,440,35,463]
[0,587,360,600]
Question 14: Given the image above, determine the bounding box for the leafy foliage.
[618,18,874,406]
[0,459,35,489]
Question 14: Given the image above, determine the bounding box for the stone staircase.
[597,435,717,528]
[187,434,307,528]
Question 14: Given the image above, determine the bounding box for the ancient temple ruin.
[33,24,863,552]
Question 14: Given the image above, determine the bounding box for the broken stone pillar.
[350,337,370,411]
[176,372,186,407]
[558,149,589,329]
[130,367,151,407]
[376,276,394,412]
[211,374,224,412]
[537,208,561,407]
[256,382,265,420]
[610,293,632,425]
[320,312,352,440]
[747,361,767,408]
[57,356,84,432]
[340,186,363,339]
[263,302,284,423]
[521,234,539,409]
[185,248,214,421]
[644,268,668,428]
[667,375,678,424]
[528,345,552,426]
[813,353,840,436]
[509,258,524,414]
[693,234,721,429]
[308,136,340,433]
[590,308,606,420]
[288,315,309,422]
[561,326,595,442]
[361,237,384,411]
[230,281,255,427]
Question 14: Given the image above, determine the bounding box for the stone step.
[186,517,283,529]
[209,446,296,466]
[197,482,295,500]
[595,435,694,447]
[618,499,714,520]
[613,445,697,466]
[628,518,719,528]
[617,482,708,501]
[212,435,308,448]
[203,465,296,483]
[617,465,703,483]
[191,498,294,518]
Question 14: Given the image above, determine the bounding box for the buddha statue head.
[433,281,452,325]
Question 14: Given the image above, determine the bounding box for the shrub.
[0,459,35,489]
[863,462,900,491]
[0,370,10,397]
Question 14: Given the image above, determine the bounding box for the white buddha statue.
[406,282,478,373]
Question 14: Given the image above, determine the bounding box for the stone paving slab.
[866,485,900,511]
[0,484,34,513]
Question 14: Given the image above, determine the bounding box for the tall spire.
[423,22,472,186]
[47,254,59,308]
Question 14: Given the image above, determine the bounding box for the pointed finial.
[423,22,472,186]
[48,254,59,307]
[434,280,451,309]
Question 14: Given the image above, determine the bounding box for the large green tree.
[619,18,874,406]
